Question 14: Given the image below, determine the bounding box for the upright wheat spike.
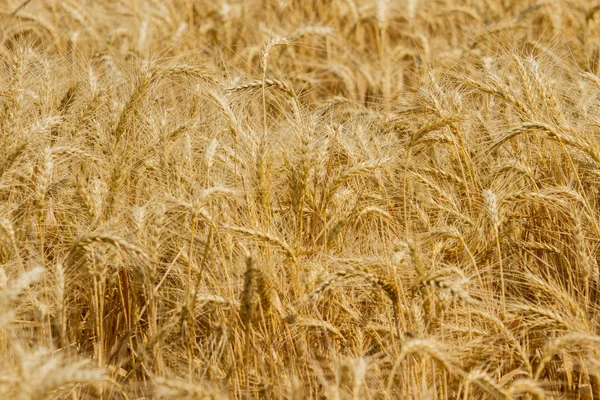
[240,253,255,326]
[484,189,505,313]
[260,36,289,134]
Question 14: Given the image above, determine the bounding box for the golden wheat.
[3,0,600,398]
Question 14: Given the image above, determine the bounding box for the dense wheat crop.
[4,0,600,398]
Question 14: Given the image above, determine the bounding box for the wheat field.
[3,0,600,398]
